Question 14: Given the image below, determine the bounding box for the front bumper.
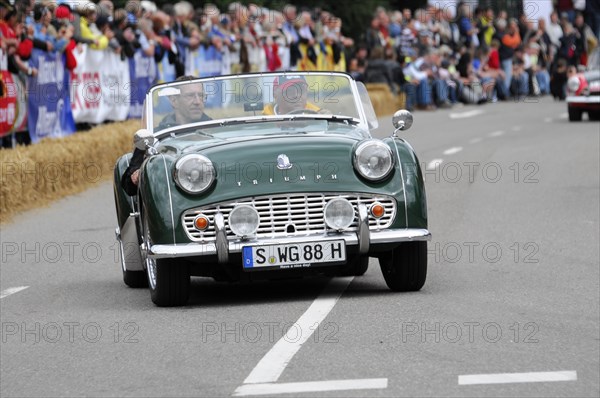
[148,228,431,260]
[567,95,600,106]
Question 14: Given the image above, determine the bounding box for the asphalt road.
[1,97,599,397]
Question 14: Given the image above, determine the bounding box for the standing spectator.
[573,12,598,66]
[297,10,317,70]
[79,3,109,50]
[495,18,521,94]
[547,11,564,59]
[363,46,394,91]
[398,18,416,57]
[559,22,580,66]
[171,1,201,77]
[365,15,383,55]
[281,4,300,69]
[112,8,137,59]
[476,7,495,49]
[33,3,71,53]
[586,0,600,39]
[457,2,478,49]
[1,7,37,76]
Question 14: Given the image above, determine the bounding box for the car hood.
[155,133,404,204]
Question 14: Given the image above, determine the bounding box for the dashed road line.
[443,147,463,155]
[511,126,522,131]
[458,371,577,386]
[241,277,354,385]
[489,130,505,137]
[469,137,483,144]
[233,378,388,396]
[0,286,29,299]
[426,159,444,169]
[449,110,485,119]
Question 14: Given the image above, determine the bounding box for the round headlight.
[354,140,394,181]
[324,198,354,231]
[567,76,581,93]
[174,154,215,194]
[229,205,260,237]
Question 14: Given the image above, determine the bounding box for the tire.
[143,216,190,307]
[341,256,369,276]
[123,269,148,288]
[568,106,582,121]
[588,111,600,121]
[148,258,190,307]
[379,241,427,292]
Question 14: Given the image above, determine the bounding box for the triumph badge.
[276,154,293,170]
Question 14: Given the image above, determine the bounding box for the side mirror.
[133,129,156,151]
[392,110,413,134]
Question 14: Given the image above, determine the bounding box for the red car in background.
[567,48,600,121]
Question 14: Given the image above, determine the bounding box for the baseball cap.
[55,4,74,21]
[274,75,307,90]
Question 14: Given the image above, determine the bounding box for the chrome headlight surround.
[174,154,215,194]
[324,198,355,231]
[229,205,260,237]
[353,140,394,181]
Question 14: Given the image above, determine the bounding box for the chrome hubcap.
[143,219,157,289]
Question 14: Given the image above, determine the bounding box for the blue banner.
[27,49,75,143]
[128,50,157,119]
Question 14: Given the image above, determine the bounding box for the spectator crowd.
[1,0,599,144]
[353,1,599,110]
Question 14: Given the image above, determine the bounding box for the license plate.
[242,240,346,270]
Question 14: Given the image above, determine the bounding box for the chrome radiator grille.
[182,193,396,242]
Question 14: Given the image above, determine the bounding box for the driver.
[263,75,322,115]
[121,76,211,196]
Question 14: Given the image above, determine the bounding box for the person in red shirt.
[1,8,37,77]
[486,38,507,99]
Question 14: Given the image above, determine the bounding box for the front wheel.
[568,106,583,121]
[341,256,369,276]
[379,241,427,292]
[143,217,190,306]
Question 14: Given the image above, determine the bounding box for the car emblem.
[277,154,292,170]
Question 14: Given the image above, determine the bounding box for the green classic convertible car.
[113,72,430,306]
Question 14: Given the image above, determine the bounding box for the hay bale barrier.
[0,120,139,224]
[365,83,405,117]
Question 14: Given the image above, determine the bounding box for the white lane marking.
[458,371,577,385]
[559,113,568,119]
[0,286,29,299]
[511,126,522,131]
[242,277,354,384]
[426,159,443,169]
[449,110,484,119]
[469,137,483,144]
[544,117,553,123]
[443,147,463,155]
[233,378,388,396]
[489,130,504,137]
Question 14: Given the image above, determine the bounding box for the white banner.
[523,1,554,28]
[71,46,131,123]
